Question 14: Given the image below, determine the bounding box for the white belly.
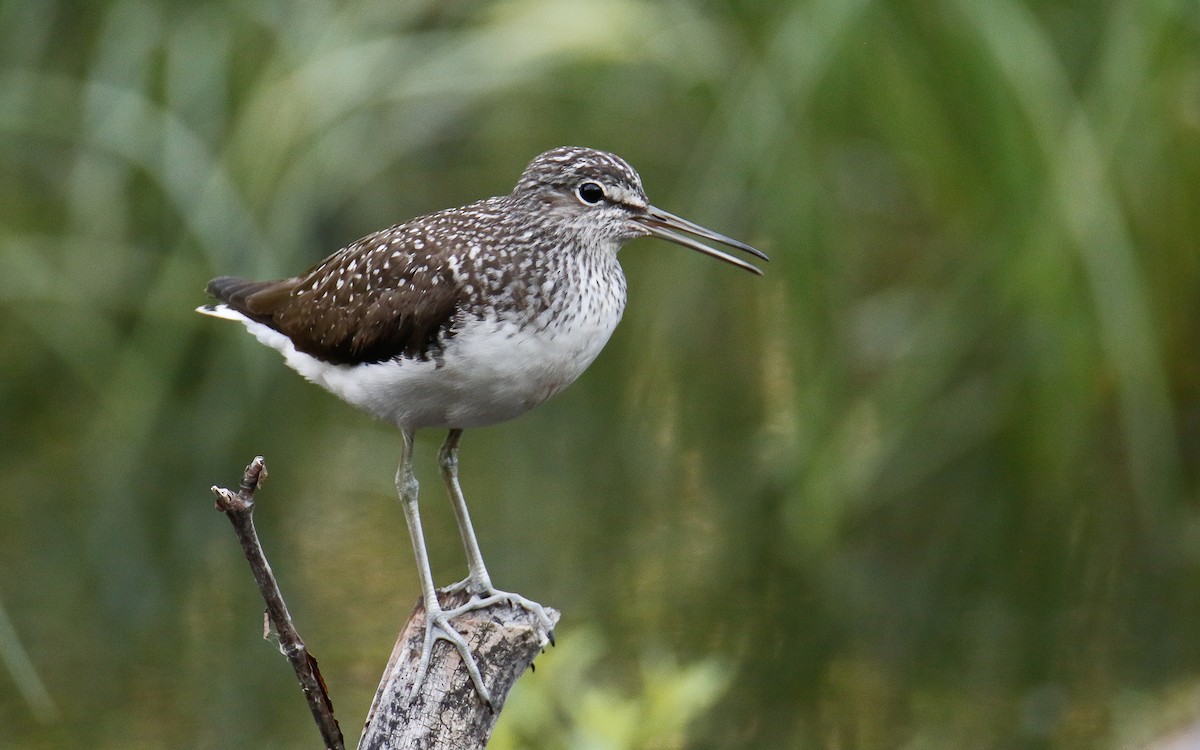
[235,305,622,431]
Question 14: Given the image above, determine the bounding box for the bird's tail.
[197,276,258,321]
[197,275,295,326]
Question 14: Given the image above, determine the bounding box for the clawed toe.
[441,587,556,646]
[411,607,493,708]
[441,577,474,596]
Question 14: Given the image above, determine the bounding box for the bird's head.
[512,146,766,274]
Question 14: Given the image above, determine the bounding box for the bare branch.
[211,457,345,750]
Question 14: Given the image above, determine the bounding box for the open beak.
[632,206,768,275]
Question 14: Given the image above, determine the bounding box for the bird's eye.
[576,181,606,205]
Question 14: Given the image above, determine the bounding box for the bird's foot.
[411,602,493,709]
[442,578,556,647]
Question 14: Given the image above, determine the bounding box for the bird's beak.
[633,206,768,275]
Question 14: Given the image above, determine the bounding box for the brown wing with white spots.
[207,224,464,366]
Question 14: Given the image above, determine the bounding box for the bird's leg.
[438,429,556,640]
[439,429,493,593]
[395,430,492,707]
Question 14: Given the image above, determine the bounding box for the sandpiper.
[198,146,766,705]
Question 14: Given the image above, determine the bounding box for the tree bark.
[358,590,559,750]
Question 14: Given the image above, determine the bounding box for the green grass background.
[1,0,1198,747]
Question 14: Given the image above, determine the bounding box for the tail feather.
[207,275,266,306]
[200,275,297,328]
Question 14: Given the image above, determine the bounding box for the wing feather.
[207,225,464,365]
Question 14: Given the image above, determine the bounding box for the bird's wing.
[207,223,464,365]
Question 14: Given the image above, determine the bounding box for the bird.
[197,146,766,706]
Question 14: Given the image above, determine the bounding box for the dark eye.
[576,181,605,205]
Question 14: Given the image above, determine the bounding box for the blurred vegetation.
[1,0,1198,747]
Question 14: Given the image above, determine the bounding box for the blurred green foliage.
[1,0,1198,747]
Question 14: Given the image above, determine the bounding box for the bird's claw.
[441,579,556,646]
[441,576,476,596]
[410,606,493,709]
[409,582,553,706]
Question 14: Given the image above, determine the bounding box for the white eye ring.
[576,181,606,205]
